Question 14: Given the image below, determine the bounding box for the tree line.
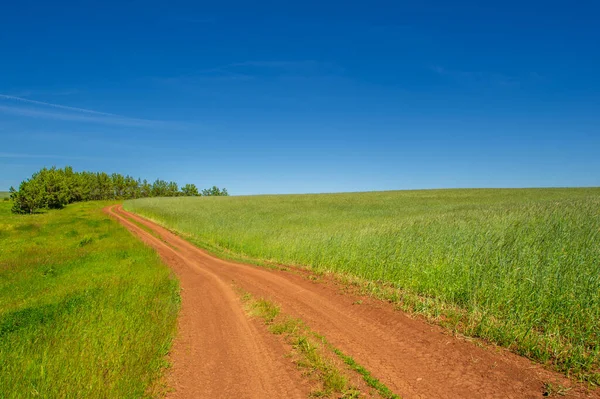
[9,166,228,214]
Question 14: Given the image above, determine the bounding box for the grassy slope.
[125,188,600,382]
[0,201,180,398]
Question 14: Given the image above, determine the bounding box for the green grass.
[0,191,10,200]
[0,201,180,398]
[125,188,600,382]
[331,348,399,399]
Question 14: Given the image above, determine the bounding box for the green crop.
[125,188,600,382]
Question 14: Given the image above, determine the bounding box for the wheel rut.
[106,205,307,399]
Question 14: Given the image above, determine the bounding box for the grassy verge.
[239,290,399,398]
[125,188,600,383]
[0,201,180,398]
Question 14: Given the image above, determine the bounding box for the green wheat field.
[125,188,600,382]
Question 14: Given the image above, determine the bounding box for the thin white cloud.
[0,94,118,117]
[0,94,188,128]
[0,105,167,128]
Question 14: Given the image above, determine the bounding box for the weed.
[248,298,280,324]
[332,348,399,399]
[78,236,94,247]
[543,382,572,396]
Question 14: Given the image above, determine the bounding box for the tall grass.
[0,201,180,398]
[125,188,600,382]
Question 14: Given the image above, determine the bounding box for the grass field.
[0,200,179,398]
[125,188,600,382]
[0,191,10,199]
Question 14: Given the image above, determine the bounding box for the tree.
[9,167,70,213]
[9,166,229,213]
[10,179,46,214]
[96,172,113,200]
[124,176,140,199]
[202,186,229,196]
[166,181,179,197]
[74,171,94,202]
[111,173,126,199]
[181,183,200,196]
[140,179,152,198]
[39,167,70,209]
[63,166,81,203]
[152,179,168,197]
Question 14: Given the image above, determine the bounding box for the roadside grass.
[125,188,600,383]
[240,291,397,398]
[331,348,398,399]
[0,201,180,398]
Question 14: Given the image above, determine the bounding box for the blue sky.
[1,1,599,194]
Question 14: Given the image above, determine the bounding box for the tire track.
[106,205,307,399]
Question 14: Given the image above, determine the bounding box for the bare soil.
[106,205,598,399]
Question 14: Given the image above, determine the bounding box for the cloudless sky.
[1,1,599,194]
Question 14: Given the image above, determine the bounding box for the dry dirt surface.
[106,205,599,399]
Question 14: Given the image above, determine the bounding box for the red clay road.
[106,204,598,399]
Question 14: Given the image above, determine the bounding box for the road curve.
[105,205,308,399]
[106,204,596,399]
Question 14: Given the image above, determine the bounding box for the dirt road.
[106,205,596,399]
